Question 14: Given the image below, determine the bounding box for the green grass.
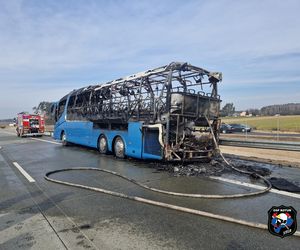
[221,115,300,132]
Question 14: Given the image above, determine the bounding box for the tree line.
[260,103,300,116]
[221,103,300,116]
[32,101,55,124]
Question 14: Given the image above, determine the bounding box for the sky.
[0,0,300,118]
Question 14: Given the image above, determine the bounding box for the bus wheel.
[114,136,125,159]
[61,132,69,146]
[98,135,108,154]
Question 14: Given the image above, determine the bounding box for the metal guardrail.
[220,138,300,152]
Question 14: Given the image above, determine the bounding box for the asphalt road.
[1,129,300,249]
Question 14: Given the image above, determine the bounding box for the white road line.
[12,162,35,183]
[31,137,61,145]
[0,131,16,135]
[210,176,300,199]
[0,130,60,145]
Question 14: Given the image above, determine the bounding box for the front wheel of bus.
[114,136,125,159]
[98,135,108,154]
[61,132,69,146]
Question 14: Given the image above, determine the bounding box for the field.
[221,115,300,132]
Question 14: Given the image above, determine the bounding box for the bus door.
[55,98,67,128]
[142,125,163,160]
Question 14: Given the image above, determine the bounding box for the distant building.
[240,111,247,116]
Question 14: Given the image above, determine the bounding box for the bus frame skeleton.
[53,62,222,161]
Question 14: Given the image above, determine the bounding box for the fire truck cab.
[16,113,45,137]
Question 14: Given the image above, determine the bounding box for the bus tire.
[98,135,108,154]
[114,136,125,159]
[61,132,69,146]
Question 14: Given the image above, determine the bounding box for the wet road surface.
[0,129,300,249]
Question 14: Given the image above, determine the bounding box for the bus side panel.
[66,121,88,146]
[126,122,143,159]
[89,126,101,148]
[53,113,67,140]
[70,121,93,147]
[53,126,61,140]
[90,122,143,158]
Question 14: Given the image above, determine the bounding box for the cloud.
[0,0,300,117]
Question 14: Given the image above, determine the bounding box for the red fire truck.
[16,113,45,137]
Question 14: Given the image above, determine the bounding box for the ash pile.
[172,159,225,176]
[151,157,274,178]
[150,159,226,176]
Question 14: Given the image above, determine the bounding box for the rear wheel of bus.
[114,136,125,159]
[98,135,108,154]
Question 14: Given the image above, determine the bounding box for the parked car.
[229,123,251,132]
[220,123,234,133]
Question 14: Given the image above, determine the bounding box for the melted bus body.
[53,62,222,161]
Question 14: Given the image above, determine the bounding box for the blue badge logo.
[268,205,297,238]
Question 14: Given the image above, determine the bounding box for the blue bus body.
[52,62,222,161]
[53,95,163,160]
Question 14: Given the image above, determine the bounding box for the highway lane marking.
[210,176,300,199]
[0,130,60,145]
[31,137,61,145]
[0,131,16,135]
[12,162,36,183]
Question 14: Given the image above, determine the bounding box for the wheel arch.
[60,130,65,139]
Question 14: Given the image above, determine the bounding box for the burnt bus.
[52,62,222,161]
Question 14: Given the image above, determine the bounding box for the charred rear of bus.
[65,62,222,161]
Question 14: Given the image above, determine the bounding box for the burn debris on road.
[224,158,273,176]
[230,163,272,176]
[147,156,274,178]
[268,177,300,192]
[148,158,226,176]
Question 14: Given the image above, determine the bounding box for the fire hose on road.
[44,166,300,237]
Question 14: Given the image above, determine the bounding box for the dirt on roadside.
[220,145,300,168]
